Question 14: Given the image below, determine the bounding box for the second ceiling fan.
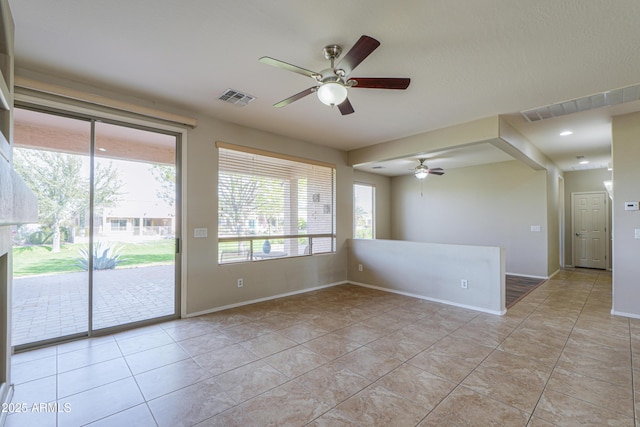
[414,158,445,179]
[259,35,410,115]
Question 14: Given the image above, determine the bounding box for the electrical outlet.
[237,278,243,288]
[358,264,363,272]
[461,279,468,289]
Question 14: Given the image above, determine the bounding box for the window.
[217,142,336,264]
[354,183,375,239]
[109,219,128,231]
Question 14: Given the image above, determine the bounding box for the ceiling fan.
[259,35,410,115]
[414,158,445,179]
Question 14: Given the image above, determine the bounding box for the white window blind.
[217,143,336,263]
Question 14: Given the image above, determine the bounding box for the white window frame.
[217,142,336,264]
[353,182,375,239]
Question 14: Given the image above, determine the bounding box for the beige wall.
[348,239,506,314]
[351,115,563,279]
[612,111,640,318]
[184,116,352,315]
[391,160,550,277]
[1,1,39,413]
[348,116,500,167]
[13,70,354,318]
[353,170,391,240]
[563,168,612,269]
[545,167,561,276]
[498,118,564,276]
[10,69,573,324]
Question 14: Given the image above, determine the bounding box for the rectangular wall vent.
[218,89,256,107]
[521,83,640,122]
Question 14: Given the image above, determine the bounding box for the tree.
[149,164,176,207]
[219,173,288,236]
[218,173,259,237]
[14,148,122,252]
[354,205,372,239]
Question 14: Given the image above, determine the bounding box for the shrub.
[77,241,123,270]
[27,227,71,245]
[28,230,49,245]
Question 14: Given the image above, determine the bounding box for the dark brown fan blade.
[335,35,380,76]
[259,57,320,79]
[338,98,355,115]
[350,77,410,90]
[273,87,317,108]
[428,168,445,176]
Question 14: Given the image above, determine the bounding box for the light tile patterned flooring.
[6,268,639,426]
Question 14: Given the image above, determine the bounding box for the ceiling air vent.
[218,89,256,107]
[521,83,640,122]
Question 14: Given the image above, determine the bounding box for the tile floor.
[5,268,639,426]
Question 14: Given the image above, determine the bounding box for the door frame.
[12,97,187,350]
[559,176,565,268]
[571,191,609,270]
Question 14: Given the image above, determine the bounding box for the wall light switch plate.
[625,201,639,211]
[530,225,541,232]
[194,228,208,238]
[635,229,640,239]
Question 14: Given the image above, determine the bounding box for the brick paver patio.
[12,265,175,346]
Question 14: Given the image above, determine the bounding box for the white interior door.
[572,192,607,269]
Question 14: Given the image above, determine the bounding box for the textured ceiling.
[8,0,640,172]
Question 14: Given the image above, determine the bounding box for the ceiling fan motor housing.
[323,44,342,61]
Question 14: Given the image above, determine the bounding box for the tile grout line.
[116,336,161,427]
[441,278,550,425]
[302,305,480,425]
[406,304,533,425]
[527,272,632,425]
[11,273,632,426]
[523,273,591,425]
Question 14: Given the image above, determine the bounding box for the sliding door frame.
[13,98,186,350]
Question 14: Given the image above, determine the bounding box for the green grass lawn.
[13,240,175,277]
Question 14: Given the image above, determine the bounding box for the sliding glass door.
[91,121,177,330]
[12,107,180,348]
[12,109,91,345]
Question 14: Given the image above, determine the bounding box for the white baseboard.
[186,281,348,318]
[348,281,506,316]
[505,272,550,280]
[185,278,510,319]
[611,309,640,320]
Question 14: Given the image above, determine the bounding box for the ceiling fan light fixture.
[317,82,348,107]
[414,165,429,179]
